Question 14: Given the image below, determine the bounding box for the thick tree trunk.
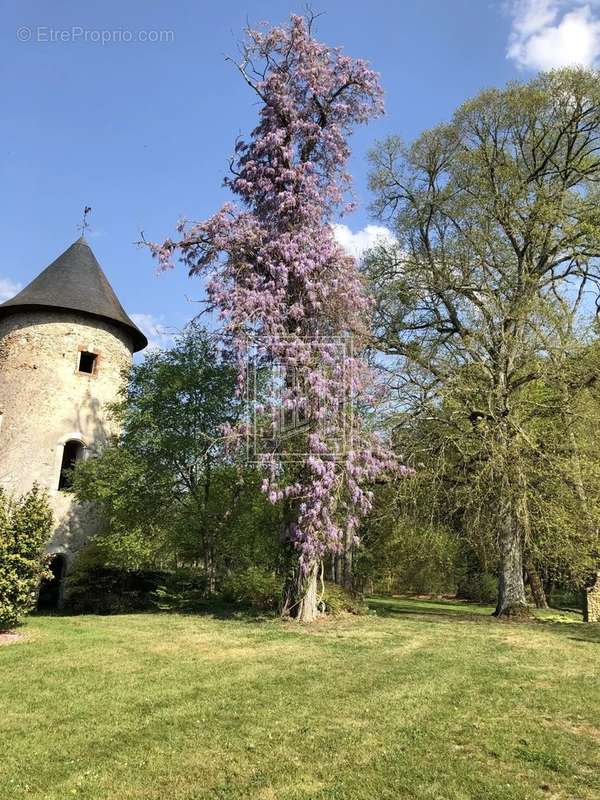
[495,535,529,617]
[492,400,531,619]
[494,482,530,619]
[279,495,321,621]
[525,561,549,609]
[490,348,529,619]
[282,560,321,622]
[296,562,320,623]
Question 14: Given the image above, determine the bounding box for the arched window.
[58,440,85,490]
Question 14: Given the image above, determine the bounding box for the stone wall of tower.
[0,309,133,558]
[584,572,600,623]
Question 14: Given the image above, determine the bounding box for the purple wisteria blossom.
[150,14,404,618]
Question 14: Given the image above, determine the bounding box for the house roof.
[0,237,147,352]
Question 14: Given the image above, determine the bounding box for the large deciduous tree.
[367,69,600,617]
[150,15,396,621]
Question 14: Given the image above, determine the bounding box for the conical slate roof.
[0,237,147,352]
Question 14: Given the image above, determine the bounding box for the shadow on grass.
[31,602,277,625]
[368,596,493,624]
[32,596,596,636]
[568,628,600,644]
[367,596,589,633]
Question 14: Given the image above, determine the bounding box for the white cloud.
[0,278,21,303]
[130,312,177,352]
[507,1,600,70]
[332,224,395,261]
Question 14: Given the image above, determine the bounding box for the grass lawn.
[1,598,599,800]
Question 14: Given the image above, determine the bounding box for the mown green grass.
[1,598,598,800]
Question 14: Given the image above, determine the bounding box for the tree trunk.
[329,554,336,583]
[495,533,529,617]
[543,575,555,600]
[296,562,320,623]
[525,560,549,609]
[334,552,343,586]
[492,400,531,619]
[203,548,216,595]
[494,483,530,619]
[282,560,321,622]
[342,527,353,591]
[490,345,530,619]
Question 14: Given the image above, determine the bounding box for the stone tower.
[0,237,147,580]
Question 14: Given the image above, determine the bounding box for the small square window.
[78,351,98,374]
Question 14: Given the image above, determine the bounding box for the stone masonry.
[584,572,600,623]
[0,309,134,561]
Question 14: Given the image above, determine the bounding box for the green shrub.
[547,587,583,611]
[152,570,209,612]
[456,571,498,604]
[355,498,461,597]
[0,486,53,630]
[221,567,282,611]
[322,582,368,616]
[64,546,168,614]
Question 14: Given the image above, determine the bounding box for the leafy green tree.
[367,68,600,617]
[520,344,600,598]
[355,484,460,596]
[73,324,281,591]
[377,348,600,608]
[0,486,53,630]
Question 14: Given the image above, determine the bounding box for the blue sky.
[1,0,597,349]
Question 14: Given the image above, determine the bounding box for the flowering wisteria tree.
[151,13,398,621]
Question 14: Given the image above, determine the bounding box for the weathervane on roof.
[78,206,92,238]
